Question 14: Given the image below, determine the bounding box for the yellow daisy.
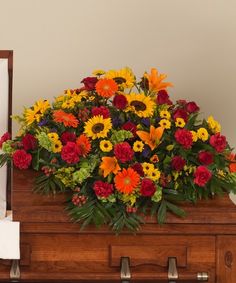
[126,93,155,118]
[133,141,144,152]
[148,168,161,181]
[34,100,50,114]
[100,140,113,152]
[105,67,135,89]
[197,128,209,141]
[24,108,41,125]
[48,133,59,142]
[142,162,155,175]
[160,110,171,120]
[159,119,171,129]
[207,116,221,133]
[175,118,185,128]
[191,131,198,142]
[61,99,75,109]
[84,115,112,140]
[52,140,62,153]
[92,69,106,76]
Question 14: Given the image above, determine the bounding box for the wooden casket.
[1,169,236,282]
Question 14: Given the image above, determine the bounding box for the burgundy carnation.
[171,156,186,171]
[93,181,113,198]
[114,142,134,163]
[13,149,32,169]
[91,106,110,118]
[113,94,128,110]
[157,90,172,105]
[61,132,77,145]
[81,77,98,91]
[174,129,193,149]
[122,121,137,137]
[140,178,156,197]
[61,142,81,164]
[0,132,11,148]
[210,133,227,153]
[22,134,37,151]
[131,163,144,177]
[198,151,214,165]
[173,108,188,122]
[194,166,212,187]
[186,101,200,113]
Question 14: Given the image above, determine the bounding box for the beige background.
[0,0,235,145]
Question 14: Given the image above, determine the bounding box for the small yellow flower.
[148,168,161,181]
[207,116,221,133]
[70,95,82,104]
[175,118,185,128]
[133,141,144,152]
[197,128,209,141]
[159,119,171,129]
[100,140,113,152]
[55,95,66,102]
[61,99,75,109]
[52,140,62,153]
[48,133,59,142]
[92,69,106,76]
[191,131,198,142]
[160,110,171,120]
[142,162,155,175]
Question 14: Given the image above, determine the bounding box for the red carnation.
[22,134,37,151]
[0,132,11,148]
[210,133,227,153]
[113,94,128,110]
[91,106,110,118]
[61,132,77,145]
[81,77,98,91]
[198,151,214,165]
[122,121,137,137]
[140,178,156,197]
[186,101,200,113]
[157,90,172,105]
[114,142,134,163]
[13,149,32,169]
[61,142,81,164]
[171,156,186,171]
[194,166,212,187]
[175,129,193,149]
[93,181,114,198]
[131,163,144,177]
[173,108,189,122]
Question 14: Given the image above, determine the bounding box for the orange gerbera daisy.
[95,78,118,98]
[114,168,140,194]
[53,110,79,128]
[100,156,121,177]
[76,134,91,157]
[144,68,173,93]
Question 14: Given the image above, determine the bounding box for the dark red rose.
[61,132,77,145]
[81,77,98,91]
[0,132,11,148]
[61,142,80,164]
[171,156,186,171]
[22,134,37,151]
[186,101,200,113]
[131,163,144,177]
[198,151,214,165]
[210,133,227,153]
[157,90,172,105]
[114,142,134,163]
[140,178,156,197]
[13,149,32,169]
[113,94,128,109]
[194,166,212,187]
[122,121,137,137]
[177,99,187,105]
[93,181,113,198]
[173,108,188,122]
[174,129,193,149]
[91,106,110,118]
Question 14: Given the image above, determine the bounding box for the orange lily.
[144,68,173,93]
[136,126,164,151]
[100,156,121,177]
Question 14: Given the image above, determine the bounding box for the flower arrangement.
[1,67,236,232]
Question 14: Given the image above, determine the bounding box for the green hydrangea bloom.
[152,186,162,202]
[36,132,52,151]
[55,167,76,188]
[2,141,14,154]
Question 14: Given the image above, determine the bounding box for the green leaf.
[157,200,167,224]
[166,201,186,218]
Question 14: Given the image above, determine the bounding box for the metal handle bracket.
[10,259,20,281]
[168,257,178,283]
[120,257,131,283]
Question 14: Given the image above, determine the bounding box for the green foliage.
[110,130,133,144]
[34,173,66,194]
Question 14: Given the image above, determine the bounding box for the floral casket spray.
[1,67,236,233]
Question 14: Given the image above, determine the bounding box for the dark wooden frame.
[0,50,13,210]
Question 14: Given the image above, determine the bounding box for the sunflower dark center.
[130,101,147,111]
[92,123,104,133]
[113,77,126,84]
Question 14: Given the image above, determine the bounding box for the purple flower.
[141,118,150,127]
[142,146,151,158]
[38,119,48,126]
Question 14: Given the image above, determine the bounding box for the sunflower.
[95,79,118,98]
[105,67,135,89]
[114,168,140,194]
[61,99,75,109]
[100,140,113,152]
[52,140,62,153]
[133,141,144,152]
[126,93,155,118]
[144,68,173,93]
[92,69,106,76]
[24,108,42,125]
[100,156,121,177]
[84,115,112,140]
[76,134,91,156]
[53,110,79,128]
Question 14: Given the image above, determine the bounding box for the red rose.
[171,156,186,171]
[93,181,113,198]
[114,142,134,163]
[22,134,37,151]
[122,121,137,137]
[91,106,110,118]
[131,163,144,177]
[140,178,156,196]
[13,149,32,169]
[198,151,214,165]
[113,94,128,110]
[157,90,172,105]
[61,132,77,145]
[81,77,98,91]
[177,99,187,106]
[0,132,11,148]
[194,166,212,187]
[186,101,200,113]
[173,108,188,122]
[174,129,193,149]
[61,142,81,164]
[210,133,227,153]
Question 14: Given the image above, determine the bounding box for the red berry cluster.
[72,194,87,207]
[41,166,56,176]
[126,206,137,213]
